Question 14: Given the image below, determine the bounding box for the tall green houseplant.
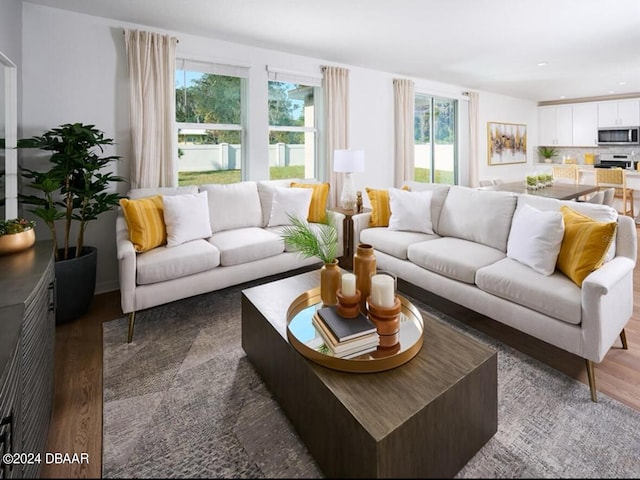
[19,123,124,260]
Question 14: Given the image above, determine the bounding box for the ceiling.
[23,0,640,103]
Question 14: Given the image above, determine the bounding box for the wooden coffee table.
[241,270,497,478]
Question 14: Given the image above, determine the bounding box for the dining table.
[486,181,600,201]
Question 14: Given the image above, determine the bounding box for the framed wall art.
[487,122,527,165]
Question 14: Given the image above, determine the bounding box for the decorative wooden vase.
[367,295,401,348]
[0,229,36,256]
[336,288,361,318]
[320,259,341,306]
[353,243,376,312]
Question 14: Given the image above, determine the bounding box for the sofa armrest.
[615,215,637,262]
[352,212,372,253]
[581,256,635,362]
[116,212,137,314]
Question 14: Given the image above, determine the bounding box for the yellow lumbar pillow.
[366,186,409,227]
[119,195,167,252]
[556,205,617,287]
[290,182,330,223]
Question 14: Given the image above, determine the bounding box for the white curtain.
[322,66,350,208]
[124,29,178,188]
[468,91,480,187]
[393,79,415,187]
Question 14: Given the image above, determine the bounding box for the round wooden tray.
[286,287,424,373]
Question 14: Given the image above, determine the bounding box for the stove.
[595,153,634,169]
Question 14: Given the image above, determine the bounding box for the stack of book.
[312,306,379,359]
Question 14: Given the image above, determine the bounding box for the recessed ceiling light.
[537,61,548,66]
[608,90,616,94]
[559,95,566,99]
[619,81,627,85]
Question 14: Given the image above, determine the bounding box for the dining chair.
[552,165,579,184]
[601,187,615,207]
[595,168,634,217]
[478,180,494,187]
[586,191,604,204]
[492,178,504,185]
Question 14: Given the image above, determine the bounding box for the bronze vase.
[320,259,341,306]
[353,243,376,312]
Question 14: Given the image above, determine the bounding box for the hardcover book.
[316,306,377,342]
[312,315,379,354]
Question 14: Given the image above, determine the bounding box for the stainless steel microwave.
[597,126,640,145]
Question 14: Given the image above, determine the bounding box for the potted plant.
[0,217,36,255]
[18,123,124,323]
[537,146,558,163]
[279,213,340,306]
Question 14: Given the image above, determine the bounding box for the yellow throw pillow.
[556,205,617,287]
[119,195,167,253]
[366,186,410,227]
[290,182,330,223]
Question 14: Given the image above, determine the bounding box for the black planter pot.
[54,246,97,324]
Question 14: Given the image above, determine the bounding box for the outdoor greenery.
[178,166,305,186]
[415,167,455,185]
[414,96,456,144]
[279,213,338,264]
[0,218,35,236]
[18,123,124,260]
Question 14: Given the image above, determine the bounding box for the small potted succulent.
[0,217,36,255]
[537,146,558,163]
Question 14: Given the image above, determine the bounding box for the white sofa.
[353,182,637,402]
[116,180,344,343]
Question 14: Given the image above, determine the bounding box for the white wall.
[20,2,537,294]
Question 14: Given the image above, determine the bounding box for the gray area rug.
[103,278,640,478]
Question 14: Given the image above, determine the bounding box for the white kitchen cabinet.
[597,99,640,127]
[538,105,572,146]
[572,102,598,146]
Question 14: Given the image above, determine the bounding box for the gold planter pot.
[0,229,36,256]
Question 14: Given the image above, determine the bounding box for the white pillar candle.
[370,274,395,308]
[342,273,356,296]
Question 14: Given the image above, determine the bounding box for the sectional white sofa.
[353,182,637,402]
[116,180,344,343]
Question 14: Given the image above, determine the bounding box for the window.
[414,94,458,185]
[267,69,322,180]
[176,59,248,185]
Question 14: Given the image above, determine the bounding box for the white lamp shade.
[333,149,365,173]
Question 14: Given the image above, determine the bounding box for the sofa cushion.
[267,186,313,227]
[506,203,565,276]
[290,182,330,223]
[438,185,517,252]
[119,195,166,253]
[517,193,618,262]
[556,205,617,287]
[136,239,221,285]
[360,227,439,260]
[257,179,301,227]
[407,237,506,284]
[208,227,285,266]
[388,188,434,234]
[401,182,451,233]
[476,257,581,325]
[200,182,263,233]
[162,191,213,247]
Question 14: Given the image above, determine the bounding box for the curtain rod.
[122,29,179,43]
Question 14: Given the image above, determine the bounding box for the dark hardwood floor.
[41,230,640,478]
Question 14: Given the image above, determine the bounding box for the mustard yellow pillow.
[366,186,410,227]
[120,195,167,252]
[290,182,330,223]
[556,205,617,287]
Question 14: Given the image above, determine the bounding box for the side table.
[330,207,371,270]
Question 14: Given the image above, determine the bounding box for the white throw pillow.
[268,186,313,227]
[200,182,262,233]
[506,203,564,276]
[388,188,434,234]
[162,191,213,247]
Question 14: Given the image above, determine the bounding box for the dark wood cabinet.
[0,241,55,479]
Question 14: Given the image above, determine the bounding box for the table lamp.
[333,149,365,210]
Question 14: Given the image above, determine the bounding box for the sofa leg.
[620,329,629,350]
[127,311,136,343]
[585,359,598,403]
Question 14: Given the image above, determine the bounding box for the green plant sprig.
[0,218,36,236]
[537,146,558,159]
[279,212,338,264]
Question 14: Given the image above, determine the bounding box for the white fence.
[178,143,307,171]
